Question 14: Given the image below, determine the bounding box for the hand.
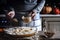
[7,11,15,19]
[29,10,36,19]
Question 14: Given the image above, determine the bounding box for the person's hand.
[7,11,15,19]
[29,10,36,19]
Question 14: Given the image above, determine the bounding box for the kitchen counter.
[40,14,60,17]
[0,31,60,40]
[0,32,38,40]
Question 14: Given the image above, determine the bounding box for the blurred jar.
[42,4,52,14]
[53,5,60,14]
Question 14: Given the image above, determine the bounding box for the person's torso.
[7,0,37,12]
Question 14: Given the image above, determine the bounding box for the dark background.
[0,0,60,4]
[0,0,60,27]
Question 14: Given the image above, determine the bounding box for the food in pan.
[4,27,36,37]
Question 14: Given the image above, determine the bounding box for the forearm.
[33,0,45,13]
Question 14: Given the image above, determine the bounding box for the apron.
[15,11,41,31]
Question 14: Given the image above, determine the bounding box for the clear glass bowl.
[4,27,37,37]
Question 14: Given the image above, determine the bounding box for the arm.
[4,6,15,19]
[29,0,45,19]
[33,0,45,13]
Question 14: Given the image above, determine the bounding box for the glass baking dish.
[3,27,37,37]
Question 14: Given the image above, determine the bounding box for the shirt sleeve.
[3,6,14,14]
[33,0,45,13]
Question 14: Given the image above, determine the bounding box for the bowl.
[4,27,37,37]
